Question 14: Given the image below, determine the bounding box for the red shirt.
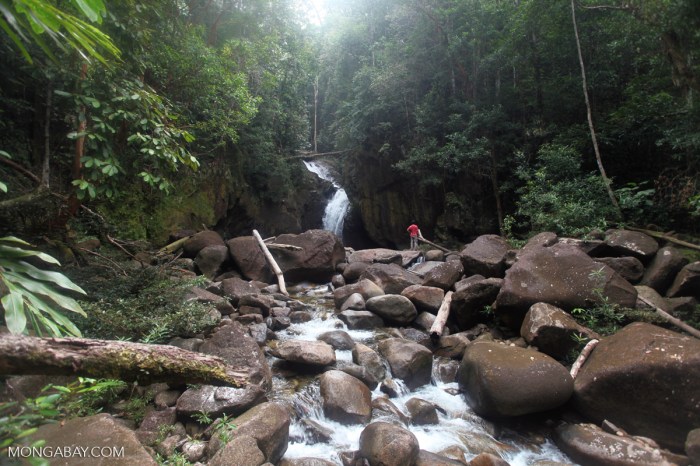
[407,224,419,237]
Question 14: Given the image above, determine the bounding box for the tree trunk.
[570,0,621,216]
[489,147,505,236]
[41,80,52,189]
[253,229,289,296]
[0,335,249,387]
[430,291,453,340]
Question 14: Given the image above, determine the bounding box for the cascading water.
[303,160,350,238]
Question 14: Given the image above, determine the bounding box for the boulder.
[495,243,637,328]
[433,331,474,359]
[270,340,336,368]
[347,248,403,265]
[450,278,502,330]
[359,422,420,466]
[454,274,486,292]
[414,311,436,332]
[459,235,510,278]
[556,423,674,466]
[520,303,599,360]
[183,230,225,258]
[195,244,229,279]
[640,246,688,294]
[338,310,384,330]
[320,370,372,424]
[687,428,700,465]
[360,263,422,294]
[424,250,445,262]
[365,294,417,325]
[468,453,511,466]
[272,230,346,282]
[335,361,379,390]
[221,277,260,305]
[227,236,272,282]
[593,256,644,284]
[405,398,439,425]
[415,450,466,466]
[635,285,670,311]
[279,459,337,466]
[209,434,266,466]
[136,407,177,444]
[317,330,355,350]
[352,343,386,381]
[342,262,370,282]
[339,292,366,312]
[377,338,433,390]
[401,285,445,314]
[176,385,266,419]
[604,229,659,261]
[229,402,290,464]
[333,279,384,309]
[30,414,157,465]
[411,261,444,277]
[573,322,700,451]
[422,261,465,290]
[199,321,272,389]
[666,261,700,299]
[457,341,573,417]
[401,250,424,267]
[239,294,277,317]
[372,396,410,425]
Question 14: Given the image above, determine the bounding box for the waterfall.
[303,160,350,238]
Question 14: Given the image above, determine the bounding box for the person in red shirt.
[407,222,421,250]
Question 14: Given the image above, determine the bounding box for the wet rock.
[435,359,460,383]
[437,445,469,464]
[238,314,264,325]
[176,384,266,420]
[415,311,436,332]
[379,378,401,398]
[401,285,445,314]
[334,279,385,309]
[270,340,336,367]
[640,246,688,294]
[434,332,473,359]
[342,262,371,282]
[454,274,486,292]
[520,303,599,360]
[269,316,291,331]
[378,338,433,390]
[468,453,511,466]
[458,341,573,417]
[318,330,355,350]
[401,250,423,267]
[495,243,637,329]
[340,292,366,312]
[352,343,386,381]
[249,322,271,346]
[425,250,445,262]
[195,244,229,279]
[290,311,314,323]
[338,310,384,330]
[371,396,409,425]
[31,414,157,465]
[279,458,337,466]
[555,422,673,466]
[336,361,379,390]
[347,248,403,265]
[240,294,277,316]
[593,256,644,283]
[272,230,346,282]
[686,428,700,465]
[300,418,334,443]
[459,235,510,278]
[181,440,206,463]
[411,260,444,277]
[332,273,346,288]
[360,263,422,294]
[666,261,700,299]
[365,294,417,325]
[320,370,372,424]
[422,261,465,290]
[208,434,266,466]
[400,327,429,344]
[200,321,272,389]
[183,230,225,258]
[573,322,700,451]
[154,389,181,409]
[228,402,291,464]
[604,229,659,261]
[359,422,419,466]
[221,277,259,305]
[406,398,439,425]
[451,278,502,330]
[415,450,466,466]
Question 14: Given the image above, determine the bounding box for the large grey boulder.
[360,263,422,294]
[228,402,290,464]
[337,310,384,330]
[450,278,502,330]
[640,246,688,294]
[333,279,384,309]
[495,243,637,328]
[176,385,266,419]
[270,340,336,367]
[347,248,403,265]
[604,229,659,261]
[227,236,272,282]
[221,277,260,305]
[666,261,700,299]
[359,422,420,466]
[422,261,464,290]
[320,370,372,424]
[342,261,370,282]
[573,322,700,451]
[317,330,355,350]
[352,343,386,381]
[209,435,266,466]
[459,234,510,278]
[593,256,644,284]
[457,341,573,417]
[401,284,445,314]
[365,294,417,325]
[271,230,345,282]
[183,230,225,258]
[195,244,230,279]
[520,303,599,360]
[377,338,433,390]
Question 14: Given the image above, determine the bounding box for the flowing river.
[303,160,350,239]
[269,284,575,465]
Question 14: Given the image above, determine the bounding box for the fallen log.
[417,235,450,253]
[637,294,700,339]
[0,335,249,387]
[570,339,599,379]
[430,291,453,340]
[626,226,700,252]
[157,235,191,256]
[253,229,289,296]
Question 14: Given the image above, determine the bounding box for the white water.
[303,160,350,238]
[271,287,576,465]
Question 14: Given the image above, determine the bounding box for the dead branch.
[570,339,599,379]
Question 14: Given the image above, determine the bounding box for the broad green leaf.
[0,244,61,265]
[5,271,85,315]
[27,294,83,336]
[2,285,27,334]
[0,236,31,246]
[0,181,7,192]
[13,260,86,294]
[71,0,104,24]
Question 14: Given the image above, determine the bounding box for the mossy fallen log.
[0,335,249,387]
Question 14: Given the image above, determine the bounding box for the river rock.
[318,330,355,350]
[640,246,688,294]
[666,261,700,298]
[433,332,473,359]
[270,340,336,367]
[415,450,466,466]
[272,230,346,282]
[401,250,423,267]
[573,322,700,451]
[457,341,573,417]
[227,236,273,282]
[240,294,277,316]
[450,278,502,330]
[320,370,372,424]
[333,278,384,308]
[422,260,465,290]
[406,398,439,425]
[687,428,700,465]
[176,384,266,419]
[194,244,229,279]
[411,260,444,277]
[279,458,337,466]
[209,434,266,466]
[459,234,510,278]
[495,243,637,328]
[520,303,599,360]
[339,292,366,312]
[338,310,384,329]
[425,250,445,261]
[348,248,403,265]
[555,423,674,466]
[30,413,157,465]
[401,284,445,314]
[469,453,511,466]
[365,294,417,325]
[342,262,370,282]
[183,230,225,258]
[415,311,436,331]
[352,343,386,381]
[221,277,260,305]
[604,229,659,261]
[360,263,422,294]
[377,338,433,389]
[372,396,410,425]
[454,274,486,292]
[359,422,420,466]
[593,256,644,283]
[228,402,290,464]
[335,361,379,389]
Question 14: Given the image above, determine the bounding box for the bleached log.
[417,235,450,253]
[253,229,289,296]
[637,295,700,339]
[430,291,454,340]
[157,236,191,255]
[570,339,599,379]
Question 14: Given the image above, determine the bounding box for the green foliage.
[212,414,237,443]
[156,451,193,466]
[44,377,127,418]
[74,269,217,342]
[0,393,59,466]
[571,268,625,335]
[192,410,213,425]
[0,236,86,336]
